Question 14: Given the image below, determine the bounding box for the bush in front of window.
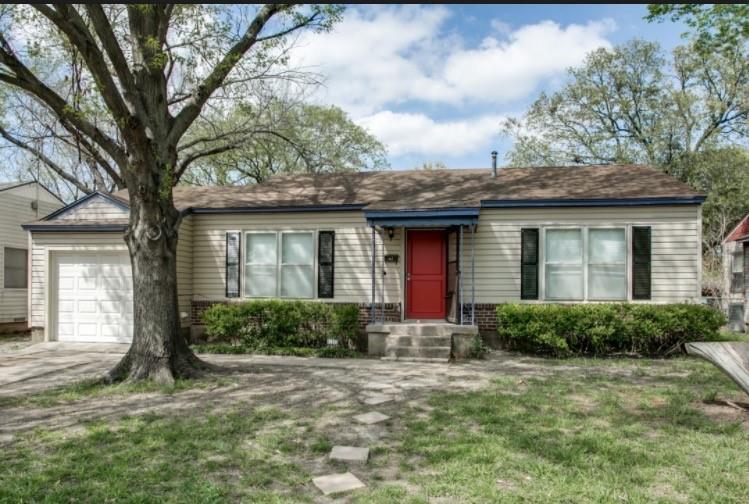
[201,300,360,350]
[496,303,726,357]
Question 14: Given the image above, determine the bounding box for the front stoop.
[366,322,479,362]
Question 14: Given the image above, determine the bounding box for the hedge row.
[201,300,359,350]
[496,303,725,357]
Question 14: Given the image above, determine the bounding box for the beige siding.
[30,218,194,330]
[55,195,128,221]
[177,215,193,321]
[0,191,60,323]
[191,212,402,303]
[463,206,701,303]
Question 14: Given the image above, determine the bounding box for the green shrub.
[496,303,725,357]
[201,300,360,350]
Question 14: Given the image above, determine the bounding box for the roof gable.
[725,214,749,242]
[43,191,129,222]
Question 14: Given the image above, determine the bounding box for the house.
[22,164,704,359]
[0,181,62,333]
[721,214,749,332]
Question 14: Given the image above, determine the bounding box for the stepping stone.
[330,445,370,463]
[313,471,366,495]
[353,411,390,425]
[361,394,392,405]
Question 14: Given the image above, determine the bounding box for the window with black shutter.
[521,228,539,300]
[225,232,241,298]
[632,226,651,300]
[318,231,335,298]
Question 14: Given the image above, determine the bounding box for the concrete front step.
[374,324,455,337]
[383,345,451,361]
[385,335,451,348]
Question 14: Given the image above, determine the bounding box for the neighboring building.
[22,165,704,352]
[721,214,749,332]
[0,182,62,332]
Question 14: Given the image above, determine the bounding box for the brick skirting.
[462,304,499,332]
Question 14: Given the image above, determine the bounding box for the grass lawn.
[1,356,747,503]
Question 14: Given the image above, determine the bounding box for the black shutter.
[632,226,651,300]
[521,228,539,300]
[318,231,335,298]
[744,242,749,293]
[226,232,240,298]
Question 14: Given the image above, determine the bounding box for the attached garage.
[54,251,133,343]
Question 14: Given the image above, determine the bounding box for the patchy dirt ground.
[2,344,748,502]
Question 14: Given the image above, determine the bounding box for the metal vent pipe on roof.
[491,150,498,177]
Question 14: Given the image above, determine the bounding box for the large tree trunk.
[107,158,207,384]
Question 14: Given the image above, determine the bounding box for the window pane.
[246,233,276,265]
[245,265,277,297]
[545,229,582,263]
[4,248,27,288]
[281,265,314,298]
[545,264,583,299]
[282,233,313,265]
[589,229,625,263]
[732,251,744,273]
[588,265,627,300]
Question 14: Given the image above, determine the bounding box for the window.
[243,231,315,298]
[280,232,314,298]
[731,248,744,293]
[588,229,626,300]
[245,233,278,297]
[545,229,583,300]
[4,247,27,289]
[543,227,627,301]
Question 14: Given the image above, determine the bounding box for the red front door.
[407,230,446,319]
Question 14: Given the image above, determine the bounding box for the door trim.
[405,229,447,319]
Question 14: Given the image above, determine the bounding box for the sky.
[290,4,689,170]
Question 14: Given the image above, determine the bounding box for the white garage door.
[56,252,133,343]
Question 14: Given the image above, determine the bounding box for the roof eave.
[480,196,706,208]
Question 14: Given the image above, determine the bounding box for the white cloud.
[358,111,504,157]
[291,6,616,117]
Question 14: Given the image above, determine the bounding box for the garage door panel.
[56,252,133,343]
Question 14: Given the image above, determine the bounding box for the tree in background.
[182,101,387,186]
[502,40,749,168]
[0,4,342,382]
[647,4,749,53]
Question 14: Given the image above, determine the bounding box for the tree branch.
[84,4,143,117]
[168,3,286,144]
[0,34,127,167]
[31,5,135,138]
[0,125,92,194]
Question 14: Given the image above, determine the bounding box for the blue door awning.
[364,208,479,227]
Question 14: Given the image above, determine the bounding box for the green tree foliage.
[503,40,749,168]
[181,101,388,186]
[647,4,749,52]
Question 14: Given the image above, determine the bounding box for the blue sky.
[291,4,688,170]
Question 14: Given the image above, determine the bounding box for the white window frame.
[242,230,317,299]
[540,226,629,302]
[587,227,628,301]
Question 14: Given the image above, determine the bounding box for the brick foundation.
[461,304,499,332]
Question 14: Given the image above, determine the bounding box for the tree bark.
[107,157,208,384]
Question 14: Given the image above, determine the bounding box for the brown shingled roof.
[112,165,702,212]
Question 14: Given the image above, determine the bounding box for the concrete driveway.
[0,342,127,397]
